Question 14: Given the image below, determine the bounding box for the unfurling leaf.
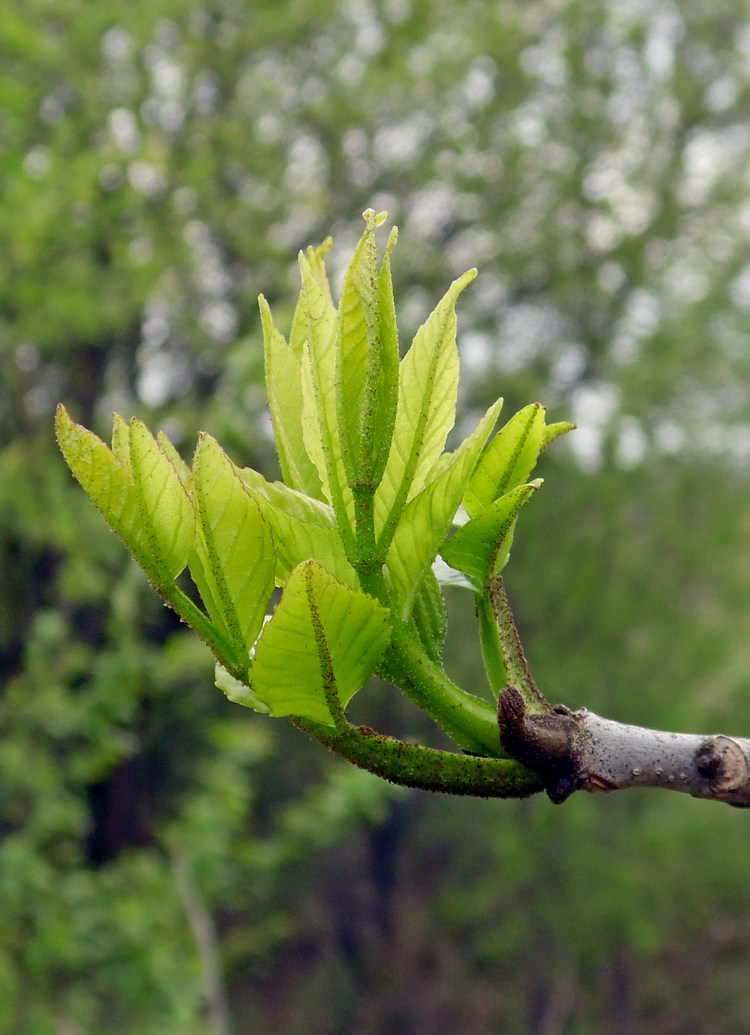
[239,467,358,588]
[129,418,195,582]
[542,420,576,450]
[336,210,399,495]
[250,560,391,724]
[463,402,545,518]
[441,481,541,590]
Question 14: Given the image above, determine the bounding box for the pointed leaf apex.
[303,236,333,268]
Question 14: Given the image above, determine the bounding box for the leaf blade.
[56,404,149,570]
[192,434,275,661]
[441,481,542,589]
[239,467,358,588]
[464,402,545,518]
[251,560,391,724]
[375,269,476,550]
[129,418,195,582]
[299,253,356,549]
[260,294,323,497]
[386,399,501,618]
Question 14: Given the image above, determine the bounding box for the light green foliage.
[58,213,570,771]
[442,482,541,592]
[56,407,194,587]
[250,559,391,724]
[191,434,275,666]
[375,268,476,551]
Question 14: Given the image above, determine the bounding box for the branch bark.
[499,685,750,807]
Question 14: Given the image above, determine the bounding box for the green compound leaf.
[251,560,391,725]
[192,434,275,662]
[260,294,323,499]
[129,418,195,582]
[240,467,358,589]
[56,405,192,586]
[375,268,476,552]
[441,481,541,590]
[464,402,545,518]
[386,399,502,619]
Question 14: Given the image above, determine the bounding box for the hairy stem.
[379,623,503,756]
[487,575,549,713]
[294,719,543,798]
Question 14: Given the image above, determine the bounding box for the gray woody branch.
[499,686,750,808]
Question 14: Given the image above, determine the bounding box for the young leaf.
[463,403,545,518]
[260,295,323,498]
[386,399,502,618]
[192,434,275,662]
[336,211,380,485]
[56,404,147,564]
[441,481,542,590]
[289,236,334,355]
[336,210,398,496]
[240,467,358,588]
[129,418,195,582]
[56,406,192,586]
[375,269,477,551]
[299,252,356,550]
[371,229,400,487]
[250,560,391,725]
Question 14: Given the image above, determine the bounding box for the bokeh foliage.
[4,0,750,1031]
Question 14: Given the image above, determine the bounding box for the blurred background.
[3,1,750,1031]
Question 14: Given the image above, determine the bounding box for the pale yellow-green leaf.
[240,467,357,588]
[129,418,195,581]
[260,294,322,497]
[386,399,501,618]
[250,560,391,724]
[441,481,541,589]
[56,404,149,568]
[192,434,275,658]
[464,402,545,518]
[375,269,476,547]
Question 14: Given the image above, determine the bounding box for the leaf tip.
[362,208,388,229]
